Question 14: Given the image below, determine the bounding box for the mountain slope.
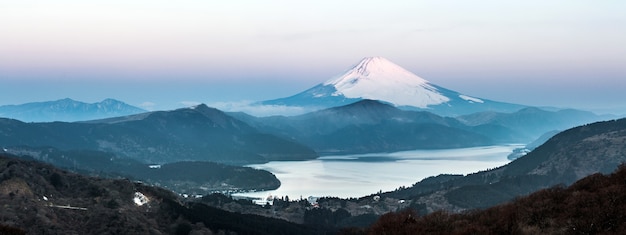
[233,100,496,154]
[364,164,626,234]
[322,57,448,108]
[4,146,281,194]
[237,100,608,152]
[261,57,526,116]
[0,98,146,122]
[385,118,626,211]
[0,153,325,234]
[0,104,317,164]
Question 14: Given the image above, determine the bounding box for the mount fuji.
[261,57,526,116]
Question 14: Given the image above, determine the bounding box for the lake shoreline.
[234,144,523,203]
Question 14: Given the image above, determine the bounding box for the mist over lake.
[235,145,522,201]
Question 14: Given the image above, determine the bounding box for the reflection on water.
[234,145,522,201]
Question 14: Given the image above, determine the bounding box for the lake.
[234,145,521,202]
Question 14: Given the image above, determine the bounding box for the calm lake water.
[234,145,522,201]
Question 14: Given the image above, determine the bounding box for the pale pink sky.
[1,1,625,114]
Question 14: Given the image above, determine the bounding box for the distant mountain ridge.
[459,107,603,142]
[0,98,146,122]
[233,100,493,154]
[0,104,317,165]
[261,57,526,116]
[232,99,606,154]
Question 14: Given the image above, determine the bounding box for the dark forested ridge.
[351,164,626,235]
[0,104,317,165]
[4,146,281,194]
[0,153,326,235]
[381,118,626,212]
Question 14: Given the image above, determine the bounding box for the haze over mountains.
[0,56,612,174]
[0,99,606,163]
[232,99,604,154]
[1,57,616,124]
[0,56,610,160]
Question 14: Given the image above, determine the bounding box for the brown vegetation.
[348,164,626,235]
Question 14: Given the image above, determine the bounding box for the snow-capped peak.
[324,57,427,86]
[322,57,449,108]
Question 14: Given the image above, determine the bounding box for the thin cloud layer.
[207,101,313,117]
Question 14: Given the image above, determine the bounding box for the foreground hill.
[0,98,145,122]
[358,165,626,234]
[0,104,317,165]
[0,153,326,235]
[360,164,626,234]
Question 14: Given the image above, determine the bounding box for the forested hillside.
[0,153,327,235]
[353,164,626,234]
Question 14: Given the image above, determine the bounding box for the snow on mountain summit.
[323,57,449,108]
[260,57,527,116]
[324,57,427,86]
